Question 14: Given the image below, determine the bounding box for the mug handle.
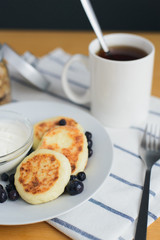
[62,54,90,104]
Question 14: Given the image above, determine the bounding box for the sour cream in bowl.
[0,110,33,173]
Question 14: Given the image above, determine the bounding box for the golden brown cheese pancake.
[14,149,71,204]
[38,125,88,175]
[33,116,83,150]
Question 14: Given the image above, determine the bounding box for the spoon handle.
[80,0,109,52]
[135,170,151,240]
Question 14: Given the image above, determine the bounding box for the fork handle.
[135,170,151,240]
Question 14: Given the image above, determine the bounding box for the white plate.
[0,101,113,225]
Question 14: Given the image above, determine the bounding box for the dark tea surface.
[97,45,148,61]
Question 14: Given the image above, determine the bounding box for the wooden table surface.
[0,30,160,240]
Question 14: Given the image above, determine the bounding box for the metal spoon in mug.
[80,0,110,54]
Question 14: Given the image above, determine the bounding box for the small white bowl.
[0,110,33,173]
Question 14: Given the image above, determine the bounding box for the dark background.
[0,0,159,31]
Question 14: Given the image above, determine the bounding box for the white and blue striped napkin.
[7,48,160,240]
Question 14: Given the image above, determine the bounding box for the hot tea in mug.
[97,46,148,61]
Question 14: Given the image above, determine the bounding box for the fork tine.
[158,127,160,151]
[153,125,157,151]
[148,124,152,150]
[141,125,148,148]
[146,124,160,152]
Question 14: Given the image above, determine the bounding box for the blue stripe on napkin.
[148,211,158,221]
[118,237,126,240]
[130,126,145,132]
[114,144,141,159]
[109,173,156,196]
[51,218,101,240]
[131,126,160,139]
[114,144,160,169]
[89,198,134,223]
[155,162,160,167]
[149,110,160,117]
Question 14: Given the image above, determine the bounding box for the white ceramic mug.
[62,33,155,128]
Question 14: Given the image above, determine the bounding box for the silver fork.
[135,125,160,240]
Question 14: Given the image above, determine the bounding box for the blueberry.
[0,184,4,190]
[6,183,15,193]
[8,189,19,201]
[0,189,7,203]
[87,139,93,149]
[66,180,84,195]
[1,173,9,181]
[9,174,15,184]
[85,131,92,141]
[70,175,77,181]
[88,148,93,158]
[59,119,66,126]
[77,172,86,181]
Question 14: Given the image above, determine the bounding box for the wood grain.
[0,30,160,240]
